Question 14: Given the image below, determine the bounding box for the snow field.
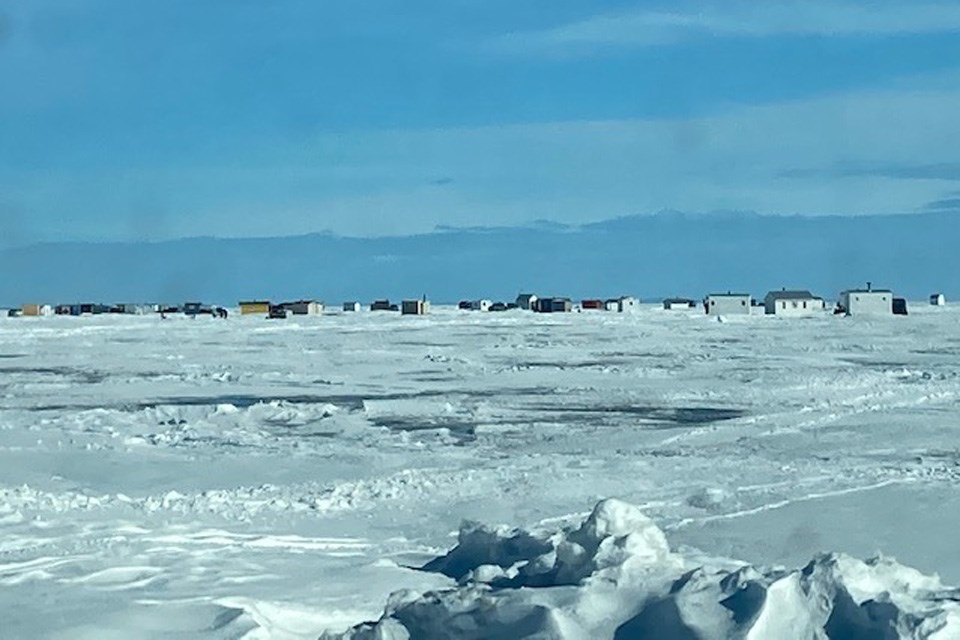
[1,305,958,638]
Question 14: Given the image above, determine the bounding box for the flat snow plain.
[2,305,959,638]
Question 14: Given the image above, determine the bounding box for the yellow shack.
[239,300,271,315]
[21,304,52,317]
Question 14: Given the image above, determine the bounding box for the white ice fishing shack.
[704,292,751,316]
[838,283,892,315]
[763,289,825,316]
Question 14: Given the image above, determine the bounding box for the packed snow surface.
[1,305,959,639]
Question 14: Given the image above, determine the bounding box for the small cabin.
[343,301,361,312]
[72,303,106,315]
[371,299,397,312]
[112,303,152,315]
[281,300,324,316]
[534,297,572,313]
[838,283,892,316]
[704,293,751,316]
[602,296,639,312]
[470,299,492,312]
[930,293,946,306]
[401,299,430,315]
[581,299,604,310]
[763,290,825,316]
[663,298,695,310]
[516,293,539,310]
[239,300,271,315]
[20,304,53,317]
[458,300,472,310]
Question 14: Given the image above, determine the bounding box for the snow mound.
[324,499,960,640]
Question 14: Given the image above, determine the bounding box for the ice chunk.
[329,500,960,640]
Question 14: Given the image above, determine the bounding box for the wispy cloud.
[782,162,960,181]
[492,1,960,54]
[5,69,960,239]
[922,196,960,210]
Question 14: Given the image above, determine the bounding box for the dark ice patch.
[528,404,745,427]
[0,366,108,384]
[28,387,558,413]
[370,417,477,442]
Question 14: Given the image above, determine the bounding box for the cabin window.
[802,301,807,308]
[792,301,798,308]
[741,300,746,306]
[782,302,786,309]
[711,300,715,306]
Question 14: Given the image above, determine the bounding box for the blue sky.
[2,0,960,246]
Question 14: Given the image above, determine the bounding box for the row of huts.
[454,295,640,314]
[469,286,941,317]
[239,299,430,317]
[698,284,945,317]
[238,300,327,318]
[12,303,171,317]
[5,286,947,319]
[239,295,640,317]
[7,302,230,318]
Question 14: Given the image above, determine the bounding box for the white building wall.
[841,291,892,315]
[706,295,751,315]
[764,297,825,316]
[618,297,639,312]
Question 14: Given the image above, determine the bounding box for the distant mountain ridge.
[1,211,955,306]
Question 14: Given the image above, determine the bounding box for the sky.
[2,0,960,246]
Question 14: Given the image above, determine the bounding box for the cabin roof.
[843,289,892,294]
[766,290,821,300]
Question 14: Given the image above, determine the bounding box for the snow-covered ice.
[2,305,959,638]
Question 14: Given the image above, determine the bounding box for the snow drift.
[324,499,960,640]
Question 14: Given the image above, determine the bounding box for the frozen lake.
[2,305,959,638]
